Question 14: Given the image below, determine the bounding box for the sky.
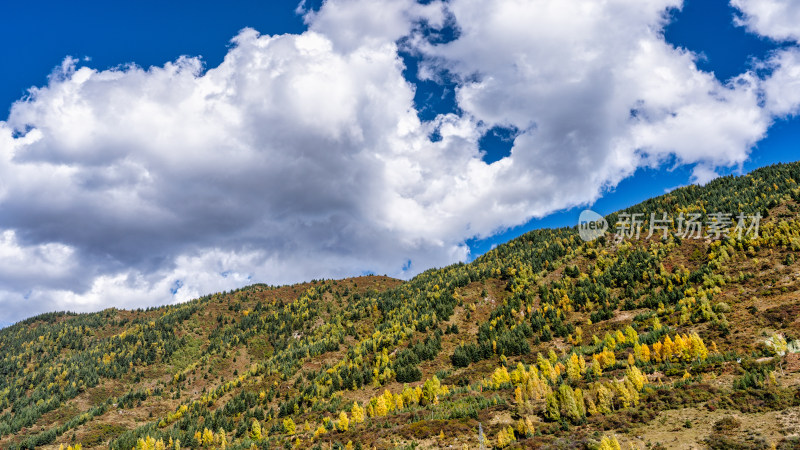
[1,0,799,326]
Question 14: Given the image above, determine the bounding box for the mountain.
[2,162,800,449]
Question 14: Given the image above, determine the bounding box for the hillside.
[2,162,800,449]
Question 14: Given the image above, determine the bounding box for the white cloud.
[416,0,770,222]
[304,0,445,53]
[0,25,473,322]
[760,47,800,117]
[0,0,797,323]
[732,0,800,43]
[731,1,800,117]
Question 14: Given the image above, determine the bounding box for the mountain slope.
[2,162,800,449]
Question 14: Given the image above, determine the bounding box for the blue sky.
[1,0,799,325]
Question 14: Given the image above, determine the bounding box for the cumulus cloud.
[732,0,800,43]
[731,1,800,115]
[760,48,800,117]
[417,0,770,206]
[0,0,798,324]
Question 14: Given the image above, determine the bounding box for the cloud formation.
[732,0,800,43]
[1,0,799,323]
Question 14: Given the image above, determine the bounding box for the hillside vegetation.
[2,162,800,449]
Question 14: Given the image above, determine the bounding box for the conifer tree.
[546,392,561,421]
[567,353,582,382]
[558,383,581,422]
[337,411,349,432]
[250,419,262,440]
[374,395,388,416]
[351,402,365,424]
[283,417,296,435]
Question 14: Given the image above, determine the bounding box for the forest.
[1,161,800,449]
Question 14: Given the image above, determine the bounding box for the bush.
[713,416,741,433]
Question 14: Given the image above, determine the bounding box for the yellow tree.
[351,401,365,424]
[624,325,638,345]
[652,341,663,362]
[640,343,651,363]
[599,435,622,450]
[673,334,688,360]
[394,392,404,409]
[615,329,626,345]
[218,428,228,449]
[492,366,511,388]
[591,357,603,377]
[626,365,645,391]
[201,428,214,447]
[558,383,581,422]
[689,333,709,360]
[662,335,675,361]
[574,387,587,418]
[595,383,613,414]
[374,395,388,416]
[283,417,296,435]
[336,411,349,432]
[538,354,556,384]
[566,353,582,382]
[516,416,535,437]
[496,426,517,448]
[546,392,560,420]
[250,419,262,440]
[383,389,395,412]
